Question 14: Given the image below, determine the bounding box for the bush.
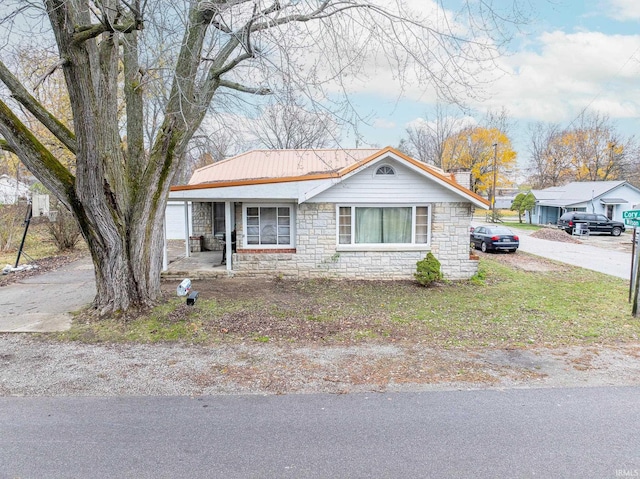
[48,202,81,251]
[414,252,442,286]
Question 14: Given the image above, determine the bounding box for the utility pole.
[492,143,498,222]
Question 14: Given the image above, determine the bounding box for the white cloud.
[607,0,640,21]
[475,30,640,123]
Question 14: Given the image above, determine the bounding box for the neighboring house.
[529,181,640,225]
[0,174,29,204]
[168,147,489,280]
[494,187,520,210]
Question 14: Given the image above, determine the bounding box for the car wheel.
[481,241,488,253]
[612,226,622,236]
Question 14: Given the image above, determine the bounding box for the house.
[494,187,520,210]
[0,174,29,205]
[529,181,640,225]
[168,147,489,280]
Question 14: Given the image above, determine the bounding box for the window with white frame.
[244,205,293,247]
[338,205,429,245]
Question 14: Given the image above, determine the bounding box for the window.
[212,202,225,234]
[376,165,395,175]
[338,205,430,246]
[244,205,293,247]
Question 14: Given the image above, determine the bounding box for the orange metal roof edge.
[171,146,490,207]
[383,147,490,206]
[171,172,340,191]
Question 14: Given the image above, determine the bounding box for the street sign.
[623,210,640,219]
[625,218,640,227]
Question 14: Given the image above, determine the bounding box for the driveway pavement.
[0,257,95,332]
[517,230,634,280]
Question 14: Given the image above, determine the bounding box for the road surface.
[2,387,639,478]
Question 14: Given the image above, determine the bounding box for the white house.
[0,174,29,205]
[168,147,489,280]
[530,181,640,225]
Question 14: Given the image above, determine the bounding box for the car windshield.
[488,227,514,235]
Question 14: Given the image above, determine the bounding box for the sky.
[346,0,640,175]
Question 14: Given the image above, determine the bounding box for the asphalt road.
[2,387,639,478]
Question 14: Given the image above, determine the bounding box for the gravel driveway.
[2,334,640,397]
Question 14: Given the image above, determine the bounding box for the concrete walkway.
[0,257,95,332]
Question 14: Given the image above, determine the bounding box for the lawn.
[59,255,640,348]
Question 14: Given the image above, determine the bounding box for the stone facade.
[230,202,478,280]
[191,202,214,250]
[191,202,242,251]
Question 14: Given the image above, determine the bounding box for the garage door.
[165,202,192,239]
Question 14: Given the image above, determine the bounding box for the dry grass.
[60,255,640,349]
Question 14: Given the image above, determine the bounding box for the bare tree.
[527,112,636,188]
[0,1,527,314]
[526,122,573,188]
[403,104,474,167]
[571,111,632,181]
[251,95,338,149]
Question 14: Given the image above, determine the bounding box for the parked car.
[557,212,625,236]
[470,225,519,253]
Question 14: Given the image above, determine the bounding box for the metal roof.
[171,147,489,209]
[188,149,381,185]
[531,181,629,206]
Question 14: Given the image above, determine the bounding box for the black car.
[470,225,519,253]
[557,212,625,236]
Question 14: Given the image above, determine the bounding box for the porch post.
[184,200,190,258]
[225,201,232,272]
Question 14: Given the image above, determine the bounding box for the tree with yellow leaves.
[526,111,636,188]
[442,126,517,198]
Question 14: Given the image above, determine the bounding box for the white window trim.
[242,203,296,249]
[335,204,431,252]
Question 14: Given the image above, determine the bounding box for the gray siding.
[308,161,462,204]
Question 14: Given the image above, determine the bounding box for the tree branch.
[218,79,270,95]
[0,138,15,153]
[0,60,77,154]
[0,99,75,207]
[72,21,139,44]
[209,51,252,77]
[33,58,67,91]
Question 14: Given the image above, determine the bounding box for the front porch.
[162,240,231,280]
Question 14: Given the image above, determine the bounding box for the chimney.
[450,168,472,190]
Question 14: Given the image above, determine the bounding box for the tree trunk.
[82,197,166,314]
